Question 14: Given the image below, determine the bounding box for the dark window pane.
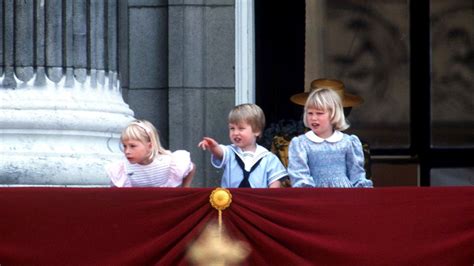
[431,0,474,147]
[431,168,474,186]
[322,1,410,148]
[372,162,418,187]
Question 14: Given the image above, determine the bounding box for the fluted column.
[0,0,134,186]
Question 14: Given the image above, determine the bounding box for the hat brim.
[290,92,363,107]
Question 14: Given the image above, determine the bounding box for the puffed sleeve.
[105,161,131,187]
[346,135,373,188]
[167,150,194,187]
[265,153,288,185]
[288,136,316,188]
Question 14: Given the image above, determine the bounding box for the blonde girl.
[106,119,195,187]
[288,88,372,188]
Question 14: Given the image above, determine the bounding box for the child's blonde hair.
[304,88,349,131]
[228,103,266,137]
[121,119,170,161]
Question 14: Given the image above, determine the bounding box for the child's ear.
[254,131,261,138]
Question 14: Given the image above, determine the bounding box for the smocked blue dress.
[288,130,373,188]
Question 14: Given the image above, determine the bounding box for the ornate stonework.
[0,1,134,185]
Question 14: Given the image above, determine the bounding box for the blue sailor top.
[288,130,373,188]
[211,144,288,188]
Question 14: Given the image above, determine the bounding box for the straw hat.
[290,79,363,107]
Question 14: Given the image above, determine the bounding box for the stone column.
[168,0,235,187]
[0,0,134,186]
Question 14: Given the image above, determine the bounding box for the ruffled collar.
[305,130,343,143]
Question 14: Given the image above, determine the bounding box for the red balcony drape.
[0,187,473,265]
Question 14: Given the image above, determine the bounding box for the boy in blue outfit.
[198,103,287,188]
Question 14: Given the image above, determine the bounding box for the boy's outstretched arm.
[198,137,224,161]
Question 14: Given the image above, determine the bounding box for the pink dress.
[106,150,193,187]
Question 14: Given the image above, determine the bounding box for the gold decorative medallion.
[210,187,232,211]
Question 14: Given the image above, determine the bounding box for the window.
[255,0,474,186]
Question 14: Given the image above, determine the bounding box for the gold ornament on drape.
[187,188,250,266]
[209,187,232,233]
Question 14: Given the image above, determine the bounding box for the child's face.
[122,139,153,165]
[228,121,259,152]
[306,107,333,139]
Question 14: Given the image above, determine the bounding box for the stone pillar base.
[0,80,134,186]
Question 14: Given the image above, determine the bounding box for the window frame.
[410,0,474,185]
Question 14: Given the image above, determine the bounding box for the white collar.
[231,144,269,158]
[231,144,270,171]
[305,130,343,143]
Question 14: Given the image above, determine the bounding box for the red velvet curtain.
[1,187,473,265]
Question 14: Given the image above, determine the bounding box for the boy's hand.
[198,137,218,150]
[198,137,224,160]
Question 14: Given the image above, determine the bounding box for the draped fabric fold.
[0,187,473,265]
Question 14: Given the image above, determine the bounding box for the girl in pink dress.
[106,119,195,187]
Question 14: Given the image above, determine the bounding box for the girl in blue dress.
[288,88,373,188]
